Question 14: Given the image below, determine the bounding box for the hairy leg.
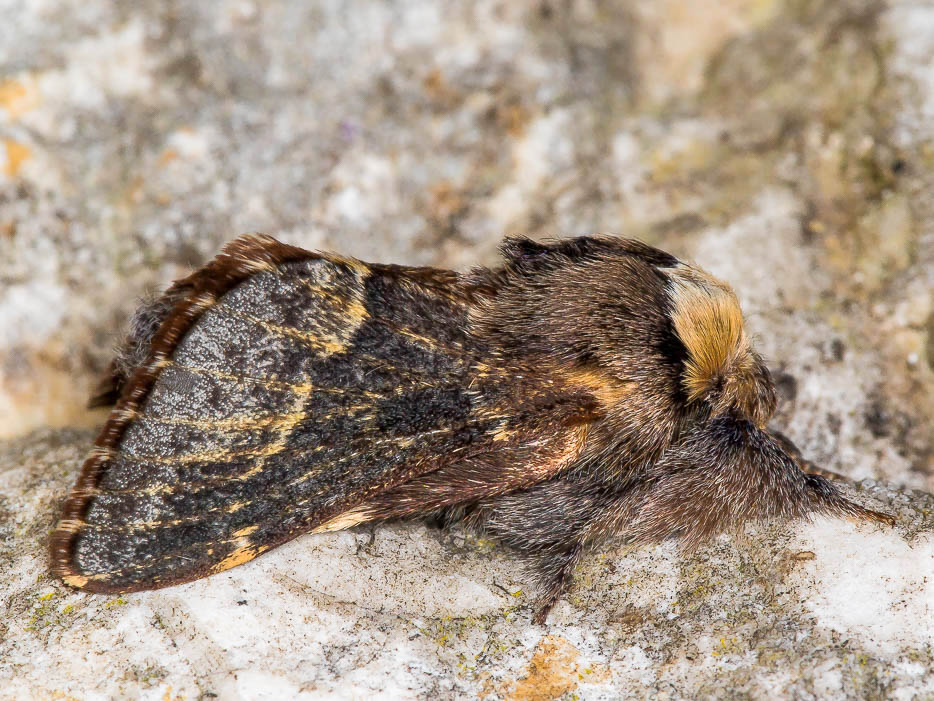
[467,478,627,623]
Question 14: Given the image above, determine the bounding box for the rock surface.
[1,428,933,700]
[1,0,933,698]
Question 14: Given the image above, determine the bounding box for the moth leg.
[468,479,622,624]
[770,429,896,526]
[328,478,599,623]
[325,474,606,623]
[530,541,585,625]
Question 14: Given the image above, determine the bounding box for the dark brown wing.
[52,234,596,593]
[88,284,197,408]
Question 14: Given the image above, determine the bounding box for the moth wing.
[88,284,197,408]
[52,235,595,593]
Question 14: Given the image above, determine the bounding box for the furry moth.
[52,235,894,623]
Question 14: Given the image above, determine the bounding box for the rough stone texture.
[1,0,933,698]
[2,429,933,699]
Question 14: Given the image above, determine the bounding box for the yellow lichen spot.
[232,525,259,538]
[0,78,39,118]
[505,636,589,701]
[158,148,179,166]
[3,139,31,177]
[161,685,183,701]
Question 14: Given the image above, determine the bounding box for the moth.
[52,235,894,623]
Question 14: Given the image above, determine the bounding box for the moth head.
[666,265,777,427]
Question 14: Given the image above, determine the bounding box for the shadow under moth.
[52,235,894,623]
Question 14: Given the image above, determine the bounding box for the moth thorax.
[666,265,775,427]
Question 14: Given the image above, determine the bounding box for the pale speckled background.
[1,1,933,699]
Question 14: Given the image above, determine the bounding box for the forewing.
[52,235,527,592]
